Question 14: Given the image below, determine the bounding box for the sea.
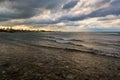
[0,32,120,58]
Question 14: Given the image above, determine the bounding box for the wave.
[92,49,120,58]
[44,35,83,41]
[43,37,84,47]
[1,38,92,53]
[2,37,120,58]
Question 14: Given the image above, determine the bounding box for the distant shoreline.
[0,30,120,33]
[0,29,58,33]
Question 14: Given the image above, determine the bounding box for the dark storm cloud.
[111,0,120,6]
[58,0,120,22]
[0,0,2,1]
[0,13,13,21]
[88,8,120,18]
[0,0,67,21]
[0,0,120,30]
[63,0,78,9]
[58,14,86,22]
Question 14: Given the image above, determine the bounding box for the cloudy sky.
[0,0,120,31]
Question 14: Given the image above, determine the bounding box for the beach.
[0,32,120,80]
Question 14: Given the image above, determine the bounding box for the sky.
[0,0,120,32]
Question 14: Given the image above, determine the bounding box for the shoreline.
[0,41,120,80]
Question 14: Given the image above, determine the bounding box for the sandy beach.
[0,32,120,80]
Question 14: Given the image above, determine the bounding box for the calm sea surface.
[0,32,120,58]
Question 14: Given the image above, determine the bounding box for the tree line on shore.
[0,27,52,33]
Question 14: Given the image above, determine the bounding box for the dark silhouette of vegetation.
[0,27,57,33]
[0,28,34,33]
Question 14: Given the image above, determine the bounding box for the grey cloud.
[87,0,120,17]
[111,0,120,6]
[64,22,80,26]
[58,0,120,22]
[63,0,78,9]
[0,0,4,2]
[0,0,120,31]
[97,15,120,22]
[0,0,67,21]
[58,14,86,21]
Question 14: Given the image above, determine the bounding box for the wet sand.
[0,40,120,80]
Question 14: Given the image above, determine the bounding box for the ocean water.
[0,32,120,58]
